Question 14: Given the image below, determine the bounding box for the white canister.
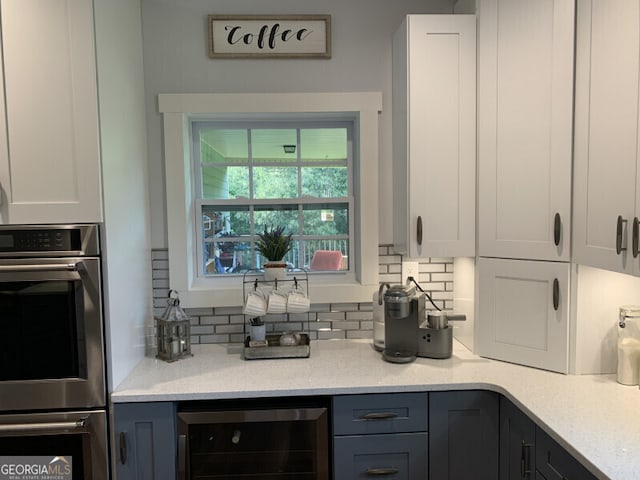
[617,305,640,385]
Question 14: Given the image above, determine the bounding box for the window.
[160,93,381,308]
[194,121,353,275]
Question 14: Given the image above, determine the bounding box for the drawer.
[333,432,428,480]
[332,392,427,435]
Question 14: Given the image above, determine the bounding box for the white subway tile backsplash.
[150,247,454,346]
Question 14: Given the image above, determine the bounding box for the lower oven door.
[0,257,105,411]
[0,410,107,480]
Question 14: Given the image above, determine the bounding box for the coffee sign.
[208,15,331,58]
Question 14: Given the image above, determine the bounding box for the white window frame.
[159,92,381,308]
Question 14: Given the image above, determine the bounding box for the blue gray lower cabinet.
[112,402,177,480]
[333,433,428,479]
[535,427,597,480]
[429,390,500,480]
[332,393,429,480]
[499,398,597,480]
[112,392,598,480]
[500,396,536,479]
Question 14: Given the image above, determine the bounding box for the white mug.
[243,289,267,316]
[287,287,310,313]
[267,289,288,314]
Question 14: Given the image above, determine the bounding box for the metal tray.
[243,333,310,360]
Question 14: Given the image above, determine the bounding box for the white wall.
[95,0,152,390]
[141,0,456,248]
[572,265,640,375]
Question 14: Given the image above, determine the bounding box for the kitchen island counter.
[112,339,639,480]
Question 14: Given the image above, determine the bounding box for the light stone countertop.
[111,339,640,480]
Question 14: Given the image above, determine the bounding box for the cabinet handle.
[633,217,639,258]
[118,432,127,465]
[520,441,532,478]
[364,467,400,476]
[359,412,399,420]
[554,213,561,247]
[616,216,628,254]
[416,216,423,246]
[178,434,187,480]
[553,278,559,311]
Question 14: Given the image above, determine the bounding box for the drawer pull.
[365,467,400,476]
[360,412,399,420]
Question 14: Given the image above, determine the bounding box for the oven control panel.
[0,230,73,251]
[0,224,98,256]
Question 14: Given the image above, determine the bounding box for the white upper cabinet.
[392,15,476,259]
[477,0,574,261]
[573,0,640,275]
[0,0,102,224]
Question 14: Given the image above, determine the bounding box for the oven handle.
[0,262,84,274]
[0,418,87,434]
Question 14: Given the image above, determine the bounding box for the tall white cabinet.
[392,15,476,258]
[476,0,575,374]
[477,0,573,261]
[0,0,152,391]
[573,0,640,276]
[0,0,103,224]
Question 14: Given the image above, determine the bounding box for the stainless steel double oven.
[0,224,107,480]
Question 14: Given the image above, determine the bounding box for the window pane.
[251,129,297,164]
[302,204,349,236]
[199,128,248,164]
[202,166,249,200]
[301,166,348,198]
[253,167,298,199]
[202,205,252,275]
[304,239,349,271]
[301,128,347,162]
[254,206,299,235]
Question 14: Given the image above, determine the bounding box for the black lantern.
[155,290,192,362]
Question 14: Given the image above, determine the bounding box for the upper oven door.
[0,257,105,411]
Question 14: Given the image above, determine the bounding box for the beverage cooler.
[177,402,329,480]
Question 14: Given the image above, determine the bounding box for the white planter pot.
[263,262,287,281]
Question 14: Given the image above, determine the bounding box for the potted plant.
[256,225,293,280]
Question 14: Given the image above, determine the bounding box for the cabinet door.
[333,433,428,480]
[476,258,570,373]
[0,0,102,224]
[392,15,476,258]
[477,0,574,261]
[429,391,499,480]
[500,397,536,480]
[535,428,598,480]
[573,0,640,275]
[113,402,177,480]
